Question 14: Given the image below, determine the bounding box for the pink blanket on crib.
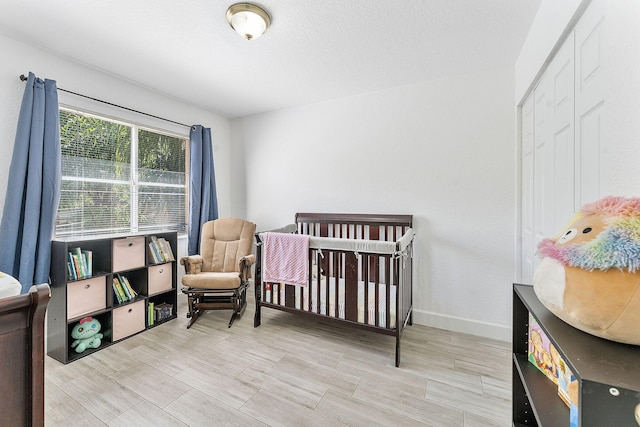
[263,232,309,287]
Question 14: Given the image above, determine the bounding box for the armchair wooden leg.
[185,290,202,329]
[238,299,247,318]
[227,287,247,328]
[238,286,247,318]
[228,311,238,328]
[186,310,201,329]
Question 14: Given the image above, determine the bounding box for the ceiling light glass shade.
[226,3,271,40]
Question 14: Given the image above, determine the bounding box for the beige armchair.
[180,218,256,328]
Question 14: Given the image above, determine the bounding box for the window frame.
[56,105,189,238]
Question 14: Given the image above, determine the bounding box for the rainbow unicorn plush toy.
[534,196,640,345]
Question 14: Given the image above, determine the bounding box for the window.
[56,108,187,237]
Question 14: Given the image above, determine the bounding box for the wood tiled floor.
[45,292,512,426]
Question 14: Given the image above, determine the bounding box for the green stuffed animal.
[70,316,103,353]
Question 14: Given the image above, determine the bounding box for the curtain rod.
[19,74,192,129]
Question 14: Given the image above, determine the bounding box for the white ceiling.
[0,0,541,119]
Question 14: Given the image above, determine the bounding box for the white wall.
[601,0,640,196]
[0,34,233,231]
[236,66,517,341]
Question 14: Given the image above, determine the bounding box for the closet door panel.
[534,76,553,244]
[553,124,575,228]
[535,72,561,273]
[575,0,604,207]
[549,32,575,232]
[521,94,535,282]
[520,33,575,282]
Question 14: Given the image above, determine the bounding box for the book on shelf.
[150,236,162,262]
[67,247,92,280]
[67,252,77,280]
[117,274,132,300]
[148,241,161,264]
[122,275,137,298]
[112,277,131,303]
[159,238,175,261]
[66,261,74,280]
[148,301,154,326]
[112,277,124,303]
[72,255,83,279]
[114,274,141,303]
[72,247,87,277]
[82,250,92,276]
[148,236,175,263]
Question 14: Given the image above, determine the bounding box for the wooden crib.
[254,213,414,367]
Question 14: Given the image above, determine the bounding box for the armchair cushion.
[201,218,255,273]
[182,272,241,290]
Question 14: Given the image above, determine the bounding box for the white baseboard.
[411,308,511,342]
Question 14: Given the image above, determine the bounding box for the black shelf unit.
[513,283,640,426]
[48,232,178,364]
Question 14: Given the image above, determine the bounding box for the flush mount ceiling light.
[226,3,271,40]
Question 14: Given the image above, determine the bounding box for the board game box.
[528,312,579,415]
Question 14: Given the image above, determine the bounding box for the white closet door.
[519,1,604,284]
[520,33,575,284]
[533,71,552,262]
[575,0,604,208]
[521,94,535,281]
[549,31,576,233]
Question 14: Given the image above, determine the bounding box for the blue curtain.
[188,125,219,255]
[0,72,61,293]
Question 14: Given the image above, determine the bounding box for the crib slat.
[369,225,379,241]
[369,252,379,284]
[385,255,391,329]
[312,250,318,312]
[363,253,369,325]
[319,251,328,315]
[335,252,340,318]
[343,251,357,322]
[285,285,295,309]
[374,256,380,327]
[333,250,340,317]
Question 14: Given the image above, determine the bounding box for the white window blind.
[56,108,187,237]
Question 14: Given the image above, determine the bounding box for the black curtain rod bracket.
[19,73,191,128]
